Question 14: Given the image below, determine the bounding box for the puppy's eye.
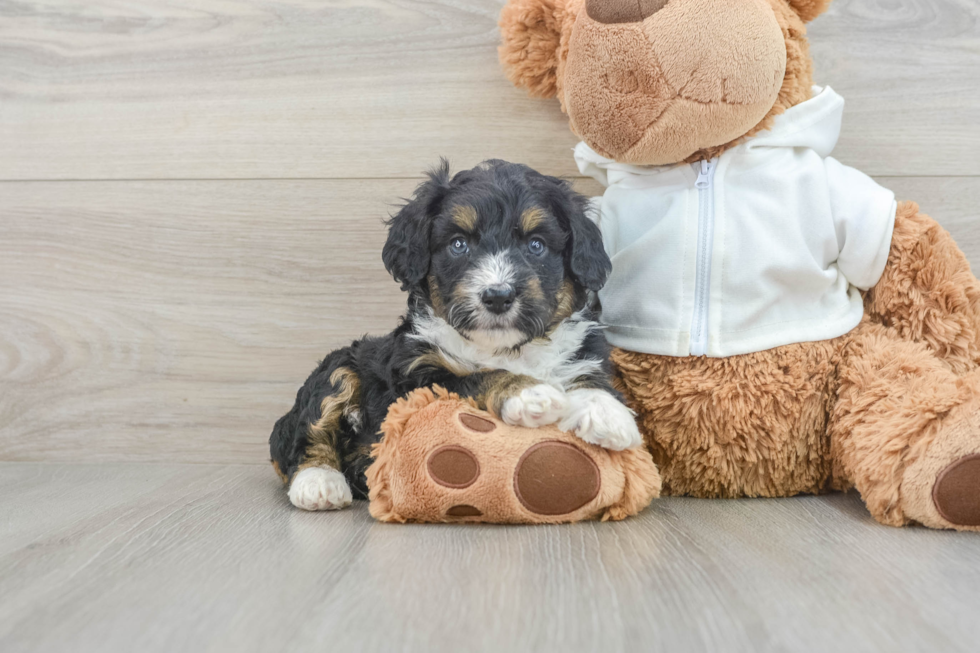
[527,237,546,256]
[449,237,469,256]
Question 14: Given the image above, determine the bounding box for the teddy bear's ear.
[498,0,573,99]
[786,0,833,23]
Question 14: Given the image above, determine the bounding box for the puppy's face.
[383,160,611,349]
[428,198,569,348]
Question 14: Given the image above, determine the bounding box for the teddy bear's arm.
[864,201,980,373]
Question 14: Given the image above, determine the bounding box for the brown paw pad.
[458,412,496,433]
[445,504,483,517]
[514,441,601,515]
[933,454,980,526]
[427,446,480,489]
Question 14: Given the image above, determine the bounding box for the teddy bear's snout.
[586,0,669,24]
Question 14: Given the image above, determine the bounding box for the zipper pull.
[695,159,714,189]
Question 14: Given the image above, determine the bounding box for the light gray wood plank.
[0,0,977,181]
[2,176,979,464]
[0,0,574,180]
[880,176,980,263]
[0,462,978,653]
[809,0,980,175]
[0,179,410,464]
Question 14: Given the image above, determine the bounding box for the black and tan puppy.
[269,160,643,511]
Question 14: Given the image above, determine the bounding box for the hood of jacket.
[575,86,844,187]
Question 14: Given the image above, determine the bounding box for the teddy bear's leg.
[864,201,980,373]
[612,343,839,499]
[831,321,980,530]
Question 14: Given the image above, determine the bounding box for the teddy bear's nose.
[586,0,670,24]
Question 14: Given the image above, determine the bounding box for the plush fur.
[269,160,642,510]
[500,0,980,530]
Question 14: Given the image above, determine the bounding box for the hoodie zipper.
[689,159,717,356]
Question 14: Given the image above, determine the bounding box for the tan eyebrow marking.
[451,205,478,231]
[520,208,545,233]
[525,276,545,302]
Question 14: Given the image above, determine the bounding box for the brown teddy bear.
[499,0,980,530]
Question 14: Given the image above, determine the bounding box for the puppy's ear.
[565,194,611,292]
[383,160,451,290]
[534,174,611,292]
[786,0,832,22]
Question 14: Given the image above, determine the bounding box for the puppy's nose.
[481,285,516,315]
[586,0,669,24]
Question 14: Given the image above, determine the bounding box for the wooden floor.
[2,1,980,651]
[2,462,980,653]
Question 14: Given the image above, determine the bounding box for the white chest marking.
[411,312,604,389]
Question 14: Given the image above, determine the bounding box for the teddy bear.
[366,386,662,523]
[498,0,980,530]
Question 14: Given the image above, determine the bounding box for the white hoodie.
[575,86,897,358]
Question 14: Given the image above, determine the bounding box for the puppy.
[269,160,643,511]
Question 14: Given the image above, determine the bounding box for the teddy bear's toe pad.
[446,504,483,517]
[514,441,601,515]
[427,445,480,489]
[933,454,980,526]
[459,413,495,432]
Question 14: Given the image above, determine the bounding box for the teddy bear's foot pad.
[933,454,980,526]
[427,439,601,517]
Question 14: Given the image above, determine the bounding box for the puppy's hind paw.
[502,383,568,428]
[559,389,643,451]
[288,466,353,511]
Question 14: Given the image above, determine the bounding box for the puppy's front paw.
[288,466,353,511]
[502,384,568,427]
[559,389,643,451]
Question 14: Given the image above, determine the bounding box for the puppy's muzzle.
[481,284,516,315]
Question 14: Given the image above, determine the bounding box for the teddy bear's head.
[500,0,831,165]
